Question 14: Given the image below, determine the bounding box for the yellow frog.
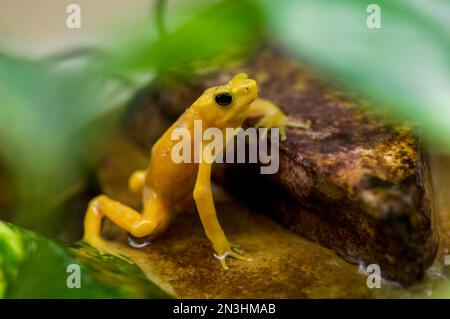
[83,73,307,269]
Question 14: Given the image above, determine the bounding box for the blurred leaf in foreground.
[0,53,132,235]
[0,221,169,298]
[0,0,265,235]
[260,0,450,149]
[106,0,264,77]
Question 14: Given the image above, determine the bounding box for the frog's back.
[145,109,199,202]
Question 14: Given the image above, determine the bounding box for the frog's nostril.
[245,87,249,92]
[247,80,257,93]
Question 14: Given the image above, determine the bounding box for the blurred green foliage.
[0,0,263,236]
[0,54,133,234]
[259,0,450,149]
[105,0,264,75]
[0,221,169,298]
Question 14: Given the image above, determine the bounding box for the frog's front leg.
[193,161,248,270]
[249,98,310,141]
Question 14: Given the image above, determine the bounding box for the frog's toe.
[214,249,252,270]
[230,241,241,249]
[287,119,311,129]
[230,242,248,255]
[229,250,252,262]
[218,256,230,270]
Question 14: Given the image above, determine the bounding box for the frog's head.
[196,73,258,128]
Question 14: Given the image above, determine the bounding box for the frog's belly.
[146,158,198,204]
[159,172,197,204]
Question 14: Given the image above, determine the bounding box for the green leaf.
[107,0,265,75]
[0,221,170,298]
[260,0,450,148]
[0,53,133,235]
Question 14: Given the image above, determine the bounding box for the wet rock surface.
[97,140,377,298]
[212,49,437,285]
[124,48,437,285]
[96,139,450,298]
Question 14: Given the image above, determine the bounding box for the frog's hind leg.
[82,193,171,248]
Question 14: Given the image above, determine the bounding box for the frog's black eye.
[214,92,233,107]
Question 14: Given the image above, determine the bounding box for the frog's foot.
[254,113,288,141]
[286,119,311,129]
[250,98,310,141]
[256,117,310,141]
[229,242,245,254]
[213,246,252,270]
[214,251,248,270]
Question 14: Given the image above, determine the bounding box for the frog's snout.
[229,73,258,96]
[245,79,258,93]
[234,79,258,100]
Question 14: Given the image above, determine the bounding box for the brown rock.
[125,48,438,285]
[213,49,438,285]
